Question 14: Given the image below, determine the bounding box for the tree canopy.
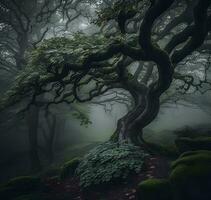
[1,0,211,144]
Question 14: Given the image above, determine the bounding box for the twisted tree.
[1,0,211,147]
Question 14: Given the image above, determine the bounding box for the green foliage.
[76,141,149,188]
[28,32,108,67]
[0,33,108,110]
[137,179,172,200]
[72,111,92,127]
[94,0,139,26]
[60,158,81,180]
[62,103,92,127]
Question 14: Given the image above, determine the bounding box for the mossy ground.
[60,158,81,180]
[2,132,211,200]
[0,176,47,200]
[0,155,170,200]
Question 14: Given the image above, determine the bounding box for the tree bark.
[27,105,42,172]
[46,113,57,164]
[111,86,160,147]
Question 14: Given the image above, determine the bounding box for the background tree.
[0,0,92,171]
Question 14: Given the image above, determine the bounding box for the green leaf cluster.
[72,111,92,127]
[0,33,108,109]
[94,0,139,26]
[76,141,149,188]
[28,32,108,68]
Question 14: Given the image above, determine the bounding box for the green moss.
[60,158,81,180]
[137,179,172,200]
[0,176,44,200]
[170,151,211,200]
[137,151,211,200]
[5,176,41,189]
[175,137,211,153]
[13,193,49,200]
[144,141,179,157]
[178,150,211,158]
[171,150,211,168]
[39,167,61,178]
[0,186,14,200]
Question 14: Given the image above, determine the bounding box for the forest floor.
[42,155,170,200]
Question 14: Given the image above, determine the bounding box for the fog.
[0,0,211,187]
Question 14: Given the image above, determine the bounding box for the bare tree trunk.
[27,105,42,172]
[15,33,28,69]
[46,113,57,164]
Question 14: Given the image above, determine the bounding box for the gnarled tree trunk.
[111,85,160,148]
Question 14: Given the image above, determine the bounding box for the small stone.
[131,189,136,193]
[65,184,71,188]
[129,195,135,199]
[146,174,153,178]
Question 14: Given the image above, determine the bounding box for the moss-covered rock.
[137,150,211,200]
[60,158,81,180]
[0,176,44,200]
[170,150,211,200]
[175,137,211,153]
[137,178,172,200]
[13,193,49,200]
[5,176,41,189]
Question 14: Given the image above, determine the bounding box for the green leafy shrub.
[76,142,149,188]
[60,158,81,180]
